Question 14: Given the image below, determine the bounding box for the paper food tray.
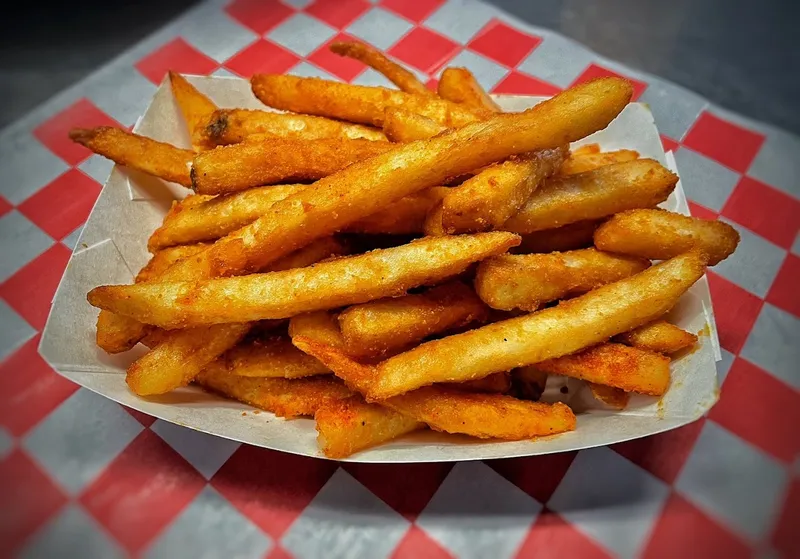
[39,76,721,462]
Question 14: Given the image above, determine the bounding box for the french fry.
[455,372,511,393]
[474,248,651,311]
[560,149,639,175]
[196,367,353,419]
[425,147,567,234]
[69,127,194,187]
[571,143,600,157]
[295,252,706,400]
[515,220,600,254]
[438,67,501,112]
[615,320,698,354]
[587,383,630,409]
[594,208,740,265]
[224,337,331,378]
[337,280,489,358]
[330,41,433,97]
[190,138,394,195]
[201,108,387,145]
[126,237,348,396]
[348,187,449,235]
[315,396,424,458]
[168,71,217,151]
[251,74,492,127]
[289,311,346,350]
[383,108,446,142]
[96,243,209,353]
[504,159,677,233]
[88,233,521,329]
[537,343,671,396]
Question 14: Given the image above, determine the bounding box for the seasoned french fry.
[251,74,493,127]
[348,187,449,235]
[571,143,601,157]
[294,252,706,400]
[425,147,567,234]
[337,281,489,358]
[88,233,521,329]
[615,320,698,354]
[330,41,432,97]
[135,243,209,282]
[594,208,740,265]
[69,127,193,187]
[504,159,677,233]
[475,248,650,311]
[201,108,387,145]
[537,343,670,396]
[515,220,600,254]
[190,138,393,195]
[168,71,217,151]
[126,237,348,396]
[224,337,330,378]
[289,311,346,350]
[438,67,501,112]
[315,396,424,458]
[560,149,639,175]
[455,372,511,393]
[383,108,446,142]
[196,367,353,418]
[587,383,630,409]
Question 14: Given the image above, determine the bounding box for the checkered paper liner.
[1,0,797,557]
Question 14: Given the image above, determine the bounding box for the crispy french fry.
[295,252,706,400]
[135,243,209,282]
[560,149,639,175]
[201,108,387,145]
[69,127,193,187]
[315,396,424,458]
[425,147,567,234]
[348,187,449,235]
[537,343,670,396]
[587,383,630,409]
[168,71,217,151]
[337,281,489,358]
[438,67,501,112]
[475,248,651,311]
[571,143,600,157]
[89,233,520,329]
[382,108,446,142]
[615,320,698,354]
[251,74,493,127]
[190,138,394,195]
[330,41,432,97]
[594,208,740,265]
[515,220,600,254]
[455,372,511,393]
[126,237,348,396]
[224,337,330,378]
[504,159,677,233]
[196,366,353,418]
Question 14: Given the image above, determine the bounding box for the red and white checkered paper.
[0,0,797,557]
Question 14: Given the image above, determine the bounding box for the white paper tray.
[39,77,721,462]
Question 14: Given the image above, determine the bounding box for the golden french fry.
[348,187,449,235]
[425,147,567,234]
[224,337,330,378]
[190,138,393,195]
[135,243,209,282]
[571,143,600,157]
[382,108,446,142]
[455,372,511,393]
[615,319,698,354]
[537,343,670,396]
[298,252,706,400]
[126,237,348,396]
[69,127,193,187]
[594,208,740,265]
[289,311,346,350]
[201,108,386,145]
[587,383,630,409]
[315,396,424,458]
[337,280,489,358]
[504,159,677,233]
[330,41,432,97]
[560,149,639,175]
[515,220,600,254]
[196,367,353,419]
[438,67,501,112]
[168,71,217,151]
[89,233,521,329]
[251,74,494,127]
[475,248,651,311]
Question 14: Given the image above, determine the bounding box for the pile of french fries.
[74,42,740,458]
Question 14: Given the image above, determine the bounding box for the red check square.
[492,71,561,97]
[518,510,613,559]
[0,195,11,219]
[381,0,445,23]
[489,451,577,503]
[33,99,121,166]
[706,271,764,354]
[687,200,719,221]
[571,64,648,101]
[766,253,800,317]
[683,112,765,173]
[135,38,218,85]
[722,175,800,249]
[468,20,542,68]
[388,27,460,74]
[772,479,800,559]
[224,39,300,77]
[661,135,680,154]
[225,0,294,35]
[305,0,370,29]
[392,525,453,559]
